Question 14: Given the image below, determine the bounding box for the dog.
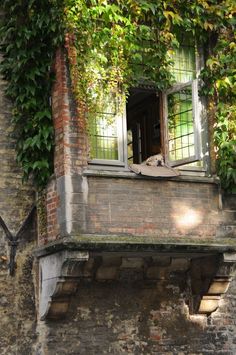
[141,153,165,167]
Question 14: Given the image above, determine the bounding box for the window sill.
[83,167,219,185]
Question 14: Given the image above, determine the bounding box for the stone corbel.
[191,253,236,315]
[39,250,89,320]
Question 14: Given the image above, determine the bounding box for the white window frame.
[163,79,202,167]
[89,99,128,167]
[162,41,204,168]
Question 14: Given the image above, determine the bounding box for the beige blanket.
[129,163,180,177]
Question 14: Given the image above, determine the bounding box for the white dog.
[141,154,165,167]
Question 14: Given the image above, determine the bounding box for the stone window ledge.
[83,168,219,185]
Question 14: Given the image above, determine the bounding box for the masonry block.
[146,266,170,280]
[170,258,190,271]
[96,266,119,280]
[121,257,144,269]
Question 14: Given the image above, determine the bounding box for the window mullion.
[161,91,169,162]
[192,79,201,161]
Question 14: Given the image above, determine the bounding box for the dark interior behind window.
[126,89,161,164]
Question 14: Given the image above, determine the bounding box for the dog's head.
[145,154,164,166]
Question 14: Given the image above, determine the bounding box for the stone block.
[208,278,231,295]
[152,256,171,266]
[146,266,170,280]
[119,268,144,281]
[83,258,96,278]
[102,256,121,267]
[96,266,118,280]
[198,295,221,314]
[170,258,190,271]
[121,257,144,269]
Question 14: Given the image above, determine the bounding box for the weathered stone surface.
[39,250,89,320]
[146,266,170,280]
[0,244,36,355]
[0,52,36,354]
[170,258,190,271]
[34,276,236,354]
[121,257,144,269]
[96,265,119,280]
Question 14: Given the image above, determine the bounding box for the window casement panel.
[89,97,127,167]
[163,79,201,167]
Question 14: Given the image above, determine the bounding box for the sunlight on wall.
[172,205,203,231]
[189,314,207,328]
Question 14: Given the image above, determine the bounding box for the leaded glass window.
[89,94,127,166]
[168,86,195,162]
[164,40,201,166]
[89,38,202,169]
[171,45,196,83]
[90,113,119,160]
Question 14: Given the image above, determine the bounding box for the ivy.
[0,0,235,191]
[0,0,64,188]
[64,0,235,191]
[201,18,236,192]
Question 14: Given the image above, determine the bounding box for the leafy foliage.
[0,0,235,191]
[65,0,235,191]
[201,14,236,192]
[0,0,64,187]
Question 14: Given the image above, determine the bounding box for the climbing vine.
[201,21,236,192]
[0,0,64,188]
[0,0,235,190]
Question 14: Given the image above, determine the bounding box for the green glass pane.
[171,45,196,83]
[91,115,119,160]
[90,91,121,160]
[168,86,195,161]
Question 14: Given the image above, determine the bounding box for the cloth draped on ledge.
[129,154,180,177]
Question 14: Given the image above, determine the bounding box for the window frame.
[89,103,128,167]
[161,43,204,168]
[89,44,205,171]
[162,79,202,167]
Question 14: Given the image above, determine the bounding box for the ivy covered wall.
[0,0,235,190]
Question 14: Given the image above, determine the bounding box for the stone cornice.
[35,237,236,258]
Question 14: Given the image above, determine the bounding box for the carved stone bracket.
[39,250,89,320]
[37,248,236,320]
[191,252,236,315]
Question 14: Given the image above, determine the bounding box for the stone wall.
[35,270,236,354]
[0,52,36,354]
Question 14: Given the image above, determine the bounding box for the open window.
[163,37,202,167]
[163,80,201,167]
[126,88,160,164]
[89,35,203,170]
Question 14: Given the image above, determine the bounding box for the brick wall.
[40,173,235,246]
[52,48,88,178]
[35,270,236,354]
[85,176,221,240]
[37,177,60,245]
